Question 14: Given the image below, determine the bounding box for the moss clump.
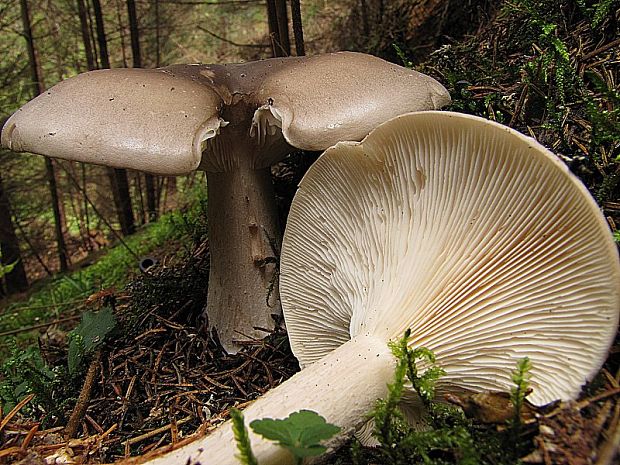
[331,333,537,465]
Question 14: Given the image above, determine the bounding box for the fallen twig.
[65,351,102,438]
[0,315,82,338]
[0,394,35,434]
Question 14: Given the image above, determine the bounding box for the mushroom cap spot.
[255,51,451,151]
[1,68,223,175]
[280,111,620,405]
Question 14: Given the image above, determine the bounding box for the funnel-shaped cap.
[280,111,619,405]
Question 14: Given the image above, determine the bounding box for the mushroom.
[0,52,450,353]
[125,111,620,465]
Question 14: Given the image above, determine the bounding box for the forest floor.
[1,1,619,464]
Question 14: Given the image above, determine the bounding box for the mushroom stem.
[205,163,282,353]
[133,335,394,465]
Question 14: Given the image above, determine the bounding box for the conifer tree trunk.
[265,0,280,57]
[92,0,136,235]
[274,0,290,56]
[77,0,96,70]
[290,0,305,56]
[19,0,69,272]
[127,0,157,222]
[0,168,29,294]
[154,0,161,67]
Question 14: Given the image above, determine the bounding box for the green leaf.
[250,410,340,462]
[67,333,85,376]
[286,444,327,458]
[67,307,116,375]
[69,307,116,353]
[250,417,295,444]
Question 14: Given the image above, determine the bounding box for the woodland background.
[1,0,616,299]
[0,0,618,464]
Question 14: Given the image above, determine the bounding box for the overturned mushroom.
[0,52,450,353]
[126,111,619,465]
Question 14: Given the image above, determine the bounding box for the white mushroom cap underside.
[256,51,450,151]
[1,69,223,175]
[280,111,620,405]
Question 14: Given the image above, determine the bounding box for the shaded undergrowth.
[416,0,619,226]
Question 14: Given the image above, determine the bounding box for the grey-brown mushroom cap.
[280,111,620,405]
[251,51,451,152]
[0,68,224,175]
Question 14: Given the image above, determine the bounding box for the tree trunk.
[105,169,136,236]
[114,0,129,67]
[154,0,161,67]
[20,0,69,273]
[265,0,280,57]
[290,0,305,56]
[92,0,110,68]
[76,0,96,70]
[127,0,157,221]
[274,0,290,56]
[86,0,100,68]
[0,172,29,294]
[126,0,141,67]
[45,158,69,271]
[92,0,137,235]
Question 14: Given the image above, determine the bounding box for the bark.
[265,0,280,57]
[290,0,305,56]
[127,0,158,221]
[114,0,129,67]
[0,173,29,294]
[274,0,290,56]
[205,160,281,354]
[106,169,136,236]
[145,173,157,222]
[76,0,96,70]
[154,0,161,67]
[126,0,141,68]
[20,0,69,272]
[45,158,69,271]
[81,164,92,251]
[92,0,137,235]
[92,0,110,68]
[83,0,100,68]
[75,0,97,251]
[65,165,89,251]
[134,336,394,465]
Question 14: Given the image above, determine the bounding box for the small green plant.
[509,357,532,436]
[367,330,478,464]
[67,306,116,375]
[577,0,617,28]
[0,340,69,422]
[231,408,259,465]
[250,410,341,465]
